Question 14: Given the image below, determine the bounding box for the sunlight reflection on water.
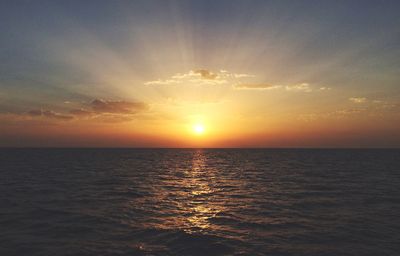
[158,149,225,233]
[1,149,399,255]
[184,150,221,231]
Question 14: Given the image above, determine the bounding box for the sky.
[0,0,399,147]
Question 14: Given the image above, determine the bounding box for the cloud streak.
[234,83,281,90]
[17,99,150,123]
[349,97,367,103]
[146,69,326,95]
[234,82,324,93]
[298,99,399,122]
[145,69,252,86]
[285,83,312,92]
[90,99,149,114]
[27,109,74,120]
[194,69,218,80]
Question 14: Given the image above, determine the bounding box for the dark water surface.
[1,149,399,255]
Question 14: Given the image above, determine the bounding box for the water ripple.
[1,149,399,255]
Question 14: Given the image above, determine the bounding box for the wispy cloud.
[349,97,367,103]
[193,69,218,80]
[16,99,150,124]
[70,99,149,115]
[234,82,324,93]
[144,79,180,86]
[146,69,328,95]
[233,73,255,78]
[298,108,364,122]
[69,108,93,116]
[145,69,252,86]
[286,83,312,92]
[319,87,331,91]
[66,99,150,122]
[298,100,399,122]
[90,99,149,114]
[233,83,281,90]
[27,109,74,120]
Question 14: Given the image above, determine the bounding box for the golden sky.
[0,1,399,147]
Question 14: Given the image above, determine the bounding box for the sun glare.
[193,124,205,135]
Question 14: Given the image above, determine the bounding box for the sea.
[0,149,399,255]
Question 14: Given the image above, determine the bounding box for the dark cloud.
[27,109,74,120]
[90,99,149,114]
[194,69,218,80]
[23,99,149,123]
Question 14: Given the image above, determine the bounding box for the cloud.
[144,79,180,85]
[69,108,94,116]
[92,114,135,123]
[145,69,327,95]
[21,99,149,124]
[27,109,74,120]
[234,83,281,90]
[286,83,312,92]
[298,100,400,122]
[319,87,331,91]
[233,73,255,78]
[347,98,397,110]
[90,99,149,114]
[234,82,322,93]
[371,101,399,111]
[298,108,364,122]
[349,97,367,103]
[144,69,252,86]
[66,99,150,123]
[193,69,218,80]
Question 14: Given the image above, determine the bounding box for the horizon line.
[1,147,399,150]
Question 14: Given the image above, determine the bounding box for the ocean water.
[0,149,399,256]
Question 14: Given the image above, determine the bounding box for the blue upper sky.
[1,0,399,84]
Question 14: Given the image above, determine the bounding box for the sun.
[193,124,205,135]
